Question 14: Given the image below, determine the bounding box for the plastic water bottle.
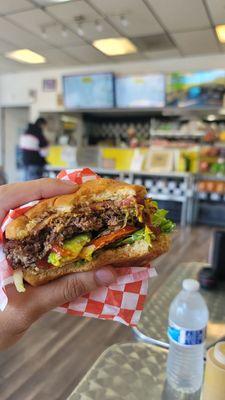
[166,279,209,393]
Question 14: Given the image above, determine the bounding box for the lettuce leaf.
[160,219,176,233]
[48,252,61,267]
[152,209,175,233]
[144,225,151,246]
[112,227,152,248]
[152,209,168,227]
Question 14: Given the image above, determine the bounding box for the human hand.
[0,179,116,350]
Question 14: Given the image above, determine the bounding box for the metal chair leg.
[132,327,169,350]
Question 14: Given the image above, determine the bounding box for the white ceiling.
[0,0,224,72]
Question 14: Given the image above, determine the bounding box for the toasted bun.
[5,178,146,240]
[23,234,170,286]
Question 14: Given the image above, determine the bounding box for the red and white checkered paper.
[0,168,156,326]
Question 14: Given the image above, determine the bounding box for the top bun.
[5,178,146,240]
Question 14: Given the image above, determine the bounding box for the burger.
[3,178,175,291]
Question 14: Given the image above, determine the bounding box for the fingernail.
[95,268,116,286]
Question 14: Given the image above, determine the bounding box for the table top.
[68,262,225,399]
[68,342,201,400]
[137,262,225,345]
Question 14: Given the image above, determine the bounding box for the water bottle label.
[168,321,206,346]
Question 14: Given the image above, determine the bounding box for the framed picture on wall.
[42,79,57,92]
[145,147,174,172]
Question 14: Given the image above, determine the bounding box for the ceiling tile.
[132,34,174,52]
[0,40,18,54]
[40,48,80,66]
[144,48,181,60]
[205,0,225,25]
[44,25,85,46]
[88,0,147,16]
[90,0,163,36]
[8,9,85,47]
[7,9,54,35]
[148,0,210,32]
[0,0,34,15]
[64,44,109,63]
[111,14,163,37]
[0,17,50,50]
[110,52,147,62]
[172,29,220,55]
[72,20,120,41]
[47,0,100,23]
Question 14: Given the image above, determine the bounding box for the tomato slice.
[51,244,73,257]
[90,226,136,251]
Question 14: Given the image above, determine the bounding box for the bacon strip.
[89,226,136,251]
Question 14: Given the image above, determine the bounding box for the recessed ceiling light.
[6,49,46,64]
[215,25,225,43]
[95,20,103,33]
[120,15,128,27]
[77,24,84,36]
[41,27,47,39]
[93,38,137,56]
[62,26,68,37]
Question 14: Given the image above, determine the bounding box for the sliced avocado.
[48,233,91,267]
[63,233,91,252]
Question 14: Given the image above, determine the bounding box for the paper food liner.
[0,168,156,326]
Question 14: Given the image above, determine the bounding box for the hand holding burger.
[0,178,116,350]
[0,177,174,350]
[4,178,174,290]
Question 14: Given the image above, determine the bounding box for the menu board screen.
[115,74,165,108]
[167,70,225,107]
[63,73,114,109]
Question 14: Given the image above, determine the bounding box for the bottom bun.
[23,234,170,286]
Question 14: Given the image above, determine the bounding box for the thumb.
[29,267,116,318]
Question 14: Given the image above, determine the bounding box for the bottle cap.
[182,279,200,292]
[214,342,225,366]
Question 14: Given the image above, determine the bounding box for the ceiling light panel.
[215,25,225,43]
[6,49,46,64]
[93,38,137,56]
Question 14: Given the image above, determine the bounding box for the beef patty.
[4,204,137,269]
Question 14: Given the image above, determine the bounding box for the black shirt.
[20,124,49,167]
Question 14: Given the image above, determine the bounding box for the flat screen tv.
[166,70,225,107]
[63,72,114,109]
[115,74,165,108]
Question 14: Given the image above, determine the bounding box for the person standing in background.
[19,117,49,181]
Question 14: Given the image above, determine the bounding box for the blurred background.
[1,0,225,227]
[1,1,225,400]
